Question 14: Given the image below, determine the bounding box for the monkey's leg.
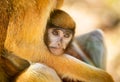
[15,63,62,82]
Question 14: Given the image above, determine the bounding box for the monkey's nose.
[56,38,62,47]
[57,42,61,47]
[57,41,62,48]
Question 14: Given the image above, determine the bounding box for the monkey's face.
[47,28,73,55]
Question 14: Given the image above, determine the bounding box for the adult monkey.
[0,0,62,82]
[0,0,114,82]
[0,0,30,82]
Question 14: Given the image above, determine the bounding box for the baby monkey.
[45,9,75,55]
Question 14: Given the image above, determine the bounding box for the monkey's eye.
[52,30,58,36]
[64,33,70,38]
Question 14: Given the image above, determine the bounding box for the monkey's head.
[45,9,75,55]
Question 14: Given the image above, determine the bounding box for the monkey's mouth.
[49,47,64,55]
[50,46,60,49]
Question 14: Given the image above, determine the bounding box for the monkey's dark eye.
[52,30,58,36]
[64,33,70,38]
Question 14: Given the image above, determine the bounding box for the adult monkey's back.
[0,0,63,82]
[1,0,114,82]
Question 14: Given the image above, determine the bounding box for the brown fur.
[0,49,30,82]
[0,0,114,82]
[49,9,75,30]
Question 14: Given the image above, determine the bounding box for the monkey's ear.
[0,49,30,77]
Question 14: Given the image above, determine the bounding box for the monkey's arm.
[45,54,113,82]
[15,53,113,82]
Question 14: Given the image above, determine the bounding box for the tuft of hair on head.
[49,9,76,31]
